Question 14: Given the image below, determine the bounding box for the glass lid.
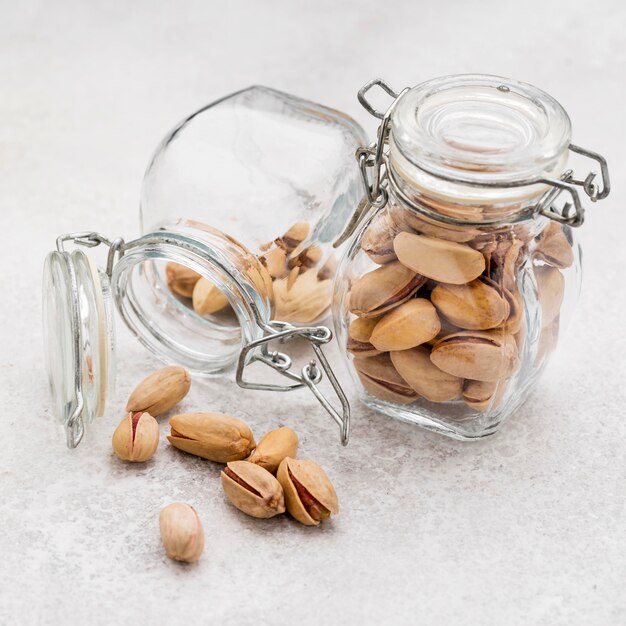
[42,249,115,447]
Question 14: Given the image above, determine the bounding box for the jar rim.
[391,74,572,185]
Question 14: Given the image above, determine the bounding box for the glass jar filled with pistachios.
[333,75,610,439]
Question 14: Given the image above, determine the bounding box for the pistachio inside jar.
[334,74,609,439]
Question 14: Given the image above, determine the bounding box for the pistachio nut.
[394,232,486,285]
[277,457,338,526]
[260,247,288,279]
[168,412,256,462]
[430,330,519,382]
[389,204,477,243]
[502,285,524,334]
[462,379,506,411]
[159,502,204,563]
[390,347,462,402]
[273,269,332,323]
[112,411,159,462]
[126,366,192,417]
[347,317,381,358]
[534,221,574,269]
[361,210,402,264]
[353,353,417,404]
[248,426,299,474]
[221,461,285,518]
[535,265,565,327]
[192,277,230,315]
[165,262,201,298]
[370,298,441,351]
[431,278,509,330]
[275,222,310,252]
[288,244,322,270]
[349,261,426,318]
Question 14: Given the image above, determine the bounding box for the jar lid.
[390,74,572,186]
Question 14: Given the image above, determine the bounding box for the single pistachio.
[535,265,565,328]
[221,461,285,518]
[430,330,519,382]
[275,222,310,252]
[462,379,506,411]
[112,411,159,462]
[192,277,230,315]
[273,269,332,323]
[165,262,201,298]
[353,353,417,404]
[277,457,338,526]
[535,316,560,364]
[159,502,204,562]
[534,221,574,269]
[260,247,288,279]
[347,317,381,358]
[349,261,426,318]
[390,346,462,402]
[126,366,191,416]
[168,412,256,462]
[361,210,402,264]
[394,232,486,285]
[370,298,441,351]
[288,244,322,270]
[431,278,509,330]
[248,426,299,474]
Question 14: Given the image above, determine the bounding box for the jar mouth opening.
[111,230,270,376]
[391,74,572,186]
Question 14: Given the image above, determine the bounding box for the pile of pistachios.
[111,366,339,563]
[348,204,573,411]
[165,222,336,325]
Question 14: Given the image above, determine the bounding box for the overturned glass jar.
[334,75,610,439]
[44,86,366,448]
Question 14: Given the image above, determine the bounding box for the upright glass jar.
[334,75,610,439]
[44,86,364,447]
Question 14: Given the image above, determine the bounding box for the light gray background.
[1,1,624,625]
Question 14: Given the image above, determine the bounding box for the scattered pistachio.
[159,502,204,562]
[126,366,191,417]
[112,411,159,462]
[248,426,299,474]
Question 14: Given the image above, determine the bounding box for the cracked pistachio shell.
[221,461,285,518]
[248,426,299,474]
[462,379,506,411]
[126,366,191,417]
[361,210,402,264]
[389,204,477,243]
[390,347,462,402]
[430,330,519,382]
[534,222,574,269]
[349,262,426,318]
[277,457,338,526]
[431,279,509,331]
[261,247,288,278]
[159,502,204,562]
[192,278,230,315]
[353,353,417,404]
[168,412,256,462]
[394,232,486,285]
[370,299,441,352]
[347,317,381,357]
[112,411,159,462]
[165,262,201,298]
[535,265,565,328]
[275,222,310,252]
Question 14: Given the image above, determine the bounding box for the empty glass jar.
[334,75,610,439]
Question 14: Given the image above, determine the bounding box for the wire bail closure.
[335,78,611,247]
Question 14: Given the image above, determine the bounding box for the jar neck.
[111,222,273,375]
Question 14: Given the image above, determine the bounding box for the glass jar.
[44,86,364,447]
[334,75,610,440]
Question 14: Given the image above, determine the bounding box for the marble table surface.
[1,1,624,624]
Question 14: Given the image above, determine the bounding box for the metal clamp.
[57,231,126,277]
[236,322,350,445]
[338,78,611,239]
